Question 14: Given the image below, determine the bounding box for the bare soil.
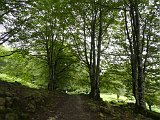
[0,80,159,120]
[31,94,100,120]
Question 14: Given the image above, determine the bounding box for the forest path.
[0,80,156,120]
[53,95,89,120]
[31,94,99,120]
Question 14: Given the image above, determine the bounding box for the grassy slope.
[100,93,160,113]
[0,73,39,88]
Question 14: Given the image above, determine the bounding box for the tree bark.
[134,0,146,111]
[89,0,101,100]
[125,0,146,112]
[95,1,103,99]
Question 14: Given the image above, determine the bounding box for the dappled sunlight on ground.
[100,93,135,103]
[100,93,160,113]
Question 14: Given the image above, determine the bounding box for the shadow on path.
[51,95,98,120]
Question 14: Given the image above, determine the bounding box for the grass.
[152,106,160,113]
[0,73,39,88]
[100,93,135,103]
[100,93,160,113]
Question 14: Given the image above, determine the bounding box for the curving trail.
[51,95,99,120]
[31,94,99,120]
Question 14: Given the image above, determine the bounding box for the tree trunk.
[48,63,57,91]
[89,0,101,100]
[134,0,146,111]
[125,0,146,112]
[46,39,57,91]
[149,105,152,111]
[95,1,103,100]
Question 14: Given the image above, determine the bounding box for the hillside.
[0,80,159,120]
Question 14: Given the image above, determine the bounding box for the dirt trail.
[32,94,99,120]
[0,80,156,120]
[54,95,89,120]
[51,95,100,120]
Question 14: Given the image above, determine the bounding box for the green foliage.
[0,0,159,113]
[0,45,89,91]
[100,61,131,96]
[0,46,7,70]
[68,64,90,92]
[0,47,47,88]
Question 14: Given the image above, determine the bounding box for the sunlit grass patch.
[0,73,39,88]
[152,106,160,113]
[100,93,134,102]
[100,93,160,113]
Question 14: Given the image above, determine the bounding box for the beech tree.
[0,0,79,90]
[67,0,118,99]
[123,0,160,111]
[0,0,159,106]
